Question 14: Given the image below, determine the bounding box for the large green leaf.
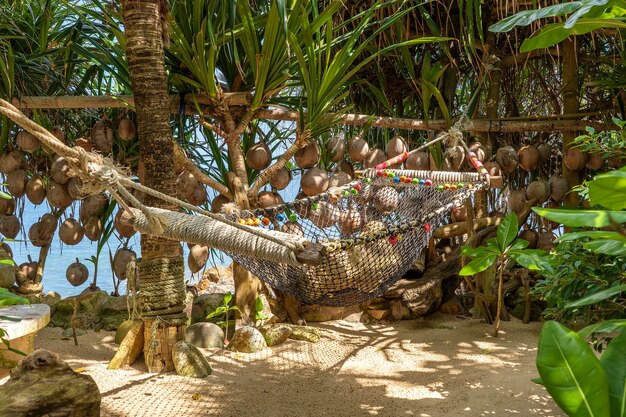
[583,239,626,256]
[599,330,626,417]
[579,320,626,339]
[565,284,626,308]
[588,169,626,210]
[521,18,626,52]
[557,231,626,243]
[488,2,585,32]
[508,249,552,273]
[458,253,497,276]
[0,288,29,307]
[533,208,626,228]
[536,321,610,417]
[497,213,518,251]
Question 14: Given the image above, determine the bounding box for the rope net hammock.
[0,98,488,306]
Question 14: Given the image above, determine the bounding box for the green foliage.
[206,292,240,331]
[575,120,626,163]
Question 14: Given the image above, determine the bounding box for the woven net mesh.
[228,169,486,306]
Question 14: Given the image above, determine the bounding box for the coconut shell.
[83,217,103,241]
[246,141,272,170]
[483,161,502,177]
[257,191,284,209]
[336,161,355,178]
[469,142,488,163]
[526,180,550,204]
[66,259,89,287]
[59,218,84,246]
[496,146,519,174]
[364,149,387,169]
[0,198,15,215]
[281,222,305,237]
[447,146,466,172]
[373,187,399,213]
[188,245,209,274]
[0,150,26,174]
[537,141,552,162]
[326,136,345,162]
[117,118,136,141]
[114,209,136,238]
[26,175,46,205]
[74,137,95,153]
[113,249,137,280]
[348,135,369,162]
[451,205,467,222]
[51,126,65,143]
[518,145,541,172]
[608,155,625,168]
[269,167,292,190]
[16,131,39,153]
[211,194,231,213]
[509,190,527,214]
[549,175,570,203]
[563,148,588,171]
[301,167,329,196]
[519,229,539,249]
[0,215,20,239]
[328,172,352,188]
[340,210,362,235]
[405,151,429,170]
[80,194,108,222]
[15,257,37,286]
[6,169,28,197]
[39,213,58,237]
[537,232,556,252]
[386,136,407,159]
[309,201,341,228]
[91,119,114,154]
[29,221,52,247]
[294,142,320,169]
[46,180,73,209]
[586,153,605,171]
[176,171,198,199]
[51,156,74,185]
[187,183,208,206]
[67,177,87,200]
[1,243,13,259]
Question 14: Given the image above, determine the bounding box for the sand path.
[7,314,564,417]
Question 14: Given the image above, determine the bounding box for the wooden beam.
[433,217,502,239]
[12,95,610,132]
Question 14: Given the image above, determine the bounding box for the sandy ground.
[2,314,564,417]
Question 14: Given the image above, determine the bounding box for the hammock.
[0,99,489,306]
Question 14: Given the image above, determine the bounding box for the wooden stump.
[143,319,184,373]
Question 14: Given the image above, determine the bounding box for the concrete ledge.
[1,304,51,368]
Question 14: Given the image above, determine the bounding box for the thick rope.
[139,256,187,323]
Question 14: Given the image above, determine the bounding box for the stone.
[0,261,16,288]
[108,320,144,369]
[172,341,213,378]
[50,291,128,331]
[0,349,101,416]
[228,326,267,353]
[62,328,86,337]
[367,309,389,321]
[43,291,62,316]
[287,325,321,343]
[184,322,224,348]
[259,324,292,347]
[115,319,138,344]
[300,305,360,322]
[439,297,465,315]
[343,311,364,323]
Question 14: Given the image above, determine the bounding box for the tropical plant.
[460,212,551,336]
[205,291,240,342]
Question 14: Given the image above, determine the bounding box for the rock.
[228,326,267,353]
[439,297,465,315]
[62,328,86,337]
[0,349,101,416]
[259,325,292,347]
[172,341,213,378]
[99,295,130,331]
[0,261,16,288]
[367,309,389,321]
[50,291,128,331]
[43,291,62,316]
[287,325,321,343]
[343,312,364,323]
[184,322,225,348]
[115,319,138,344]
[201,265,232,285]
[108,320,144,369]
[300,305,360,322]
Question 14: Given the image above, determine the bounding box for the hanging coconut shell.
[16,131,39,153]
[59,218,84,246]
[469,142,488,163]
[483,161,502,177]
[496,146,519,174]
[451,205,467,222]
[549,175,570,203]
[257,191,284,208]
[66,258,89,287]
[429,154,453,172]
[364,149,387,169]
[294,142,320,169]
[50,156,74,185]
[51,126,65,143]
[0,150,26,174]
[447,146,466,172]
[29,221,53,247]
[269,167,292,190]
[340,210,362,235]
[1,243,13,259]
[246,141,272,170]
[542,201,561,230]
[74,137,95,153]
[509,190,527,214]
[336,161,355,178]
[83,217,103,241]
[328,171,352,188]
[91,119,114,154]
[113,249,137,280]
[608,155,625,168]
[518,145,541,172]
[67,177,87,200]
[309,201,341,228]
[281,222,305,237]
[563,148,588,171]
[526,180,550,204]
[25,175,45,205]
[80,194,108,222]
[516,229,538,249]
[15,255,37,286]
[537,232,556,252]
[348,135,369,162]
[39,213,58,237]
[0,215,20,239]
[114,209,136,238]
[301,167,329,196]
[188,245,209,274]
[117,118,136,141]
[537,140,552,162]
[187,183,208,206]
[373,187,399,213]
[586,153,605,171]
[405,151,429,170]
[0,198,15,215]
[46,180,73,209]
[386,136,407,159]
[326,136,345,162]
[211,194,231,214]
[177,171,198,199]
[6,169,28,197]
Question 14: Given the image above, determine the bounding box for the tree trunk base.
[143,320,184,373]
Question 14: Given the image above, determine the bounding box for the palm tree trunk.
[121,0,186,373]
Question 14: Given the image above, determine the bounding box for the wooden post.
[562,38,582,207]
